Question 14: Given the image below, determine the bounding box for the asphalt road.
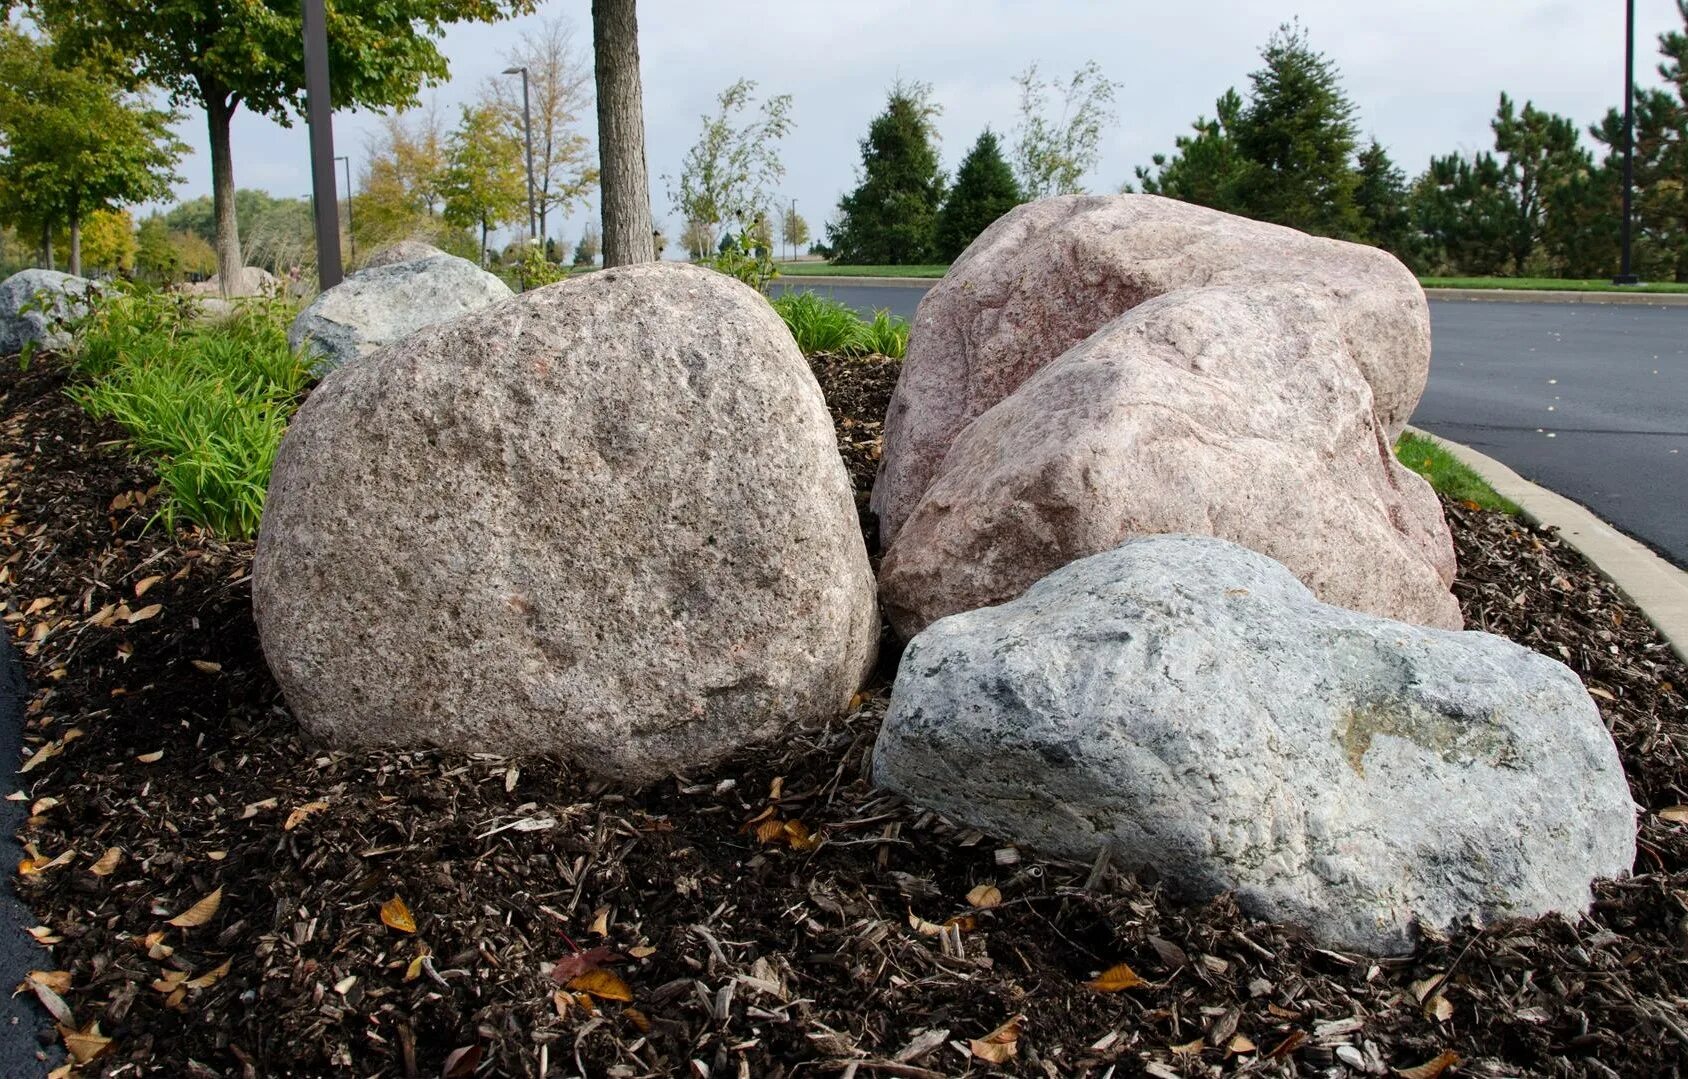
[0,638,54,1077]
[771,282,1688,568]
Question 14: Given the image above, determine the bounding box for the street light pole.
[503,66,538,243]
[302,0,342,289]
[1615,0,1639,285]
[334,154,354,267]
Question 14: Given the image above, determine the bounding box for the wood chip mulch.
[1,352,1685,1078]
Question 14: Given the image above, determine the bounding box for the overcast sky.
[161,0,1685,253]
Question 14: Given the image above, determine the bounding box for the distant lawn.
[778,262,1688,293]
[776,263,949,278]
[1395,432,1518,514]
[1420,276,1688,294]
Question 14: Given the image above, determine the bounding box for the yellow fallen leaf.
[589,906,610,936]
[754,818,785,844]
[26,925,62,944]
[27,970,72,993]
[126,603,162,623]
[1395,1050,1462,1079]
[379,895,416,933]
[628,945,656,959]
[90,848,122,877]
[1086,962,1147,992]
[283,801,329,831]
[30,796,59,815]
[135,750,164,764]
[908,911,945,937]
[151,969,188,993]
[24,597,53,617]
[1227,1034,1257,1055]
[133,576,162,598]
[404,943,431,983]
[61,1022,111,1065]
[568,968,633,1002]
[969,1015,1022,1064]
[184,958,231,990]
[1658,805,1688,823]
[966,883,1002,909]
[166,886,222,928]
[782,819,819,851]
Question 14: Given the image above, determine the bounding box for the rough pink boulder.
[871,194,1432,546]
[878,285,1460,639]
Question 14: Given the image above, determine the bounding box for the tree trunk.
[480,219,490,265]
[592,0,654,266]
[206,91,243,297]
[41,220,53,271]
[68,211,81,278]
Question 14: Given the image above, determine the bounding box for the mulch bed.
[1,351,1686,1079]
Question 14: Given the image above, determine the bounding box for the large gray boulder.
[255,262,878,783]
[183,266,277,298]
[288,252,513,370]
[872,194,1432,546]
[874,535,1636,954]
[362,240,448,270]
[878,285,1460,637]
[0,270,98,356]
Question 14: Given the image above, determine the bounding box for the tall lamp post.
[302,0,342,289]
[1615,0,1639,285]
[334,154,354,267]
[503,66,538,243]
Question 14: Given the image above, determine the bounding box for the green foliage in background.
[936,129,1022,260]
[770,291,907,358]
[60,287,314,539]
[829,81,948,264]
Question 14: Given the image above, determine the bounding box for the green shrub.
[769,290,909,359]
[63,286,313,539]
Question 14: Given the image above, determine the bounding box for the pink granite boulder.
[878,285,1460,638]
[872,194,1432,545]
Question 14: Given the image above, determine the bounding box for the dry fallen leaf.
[26,970,72,994]
[61,1022,111,1066]
[782,819,819,851]
[442,1044,482,1079]
[27,976,74,1025]
[283,801,329,831]
[754,818,785,844]
[1086,962,1147,992]
[627,945,656,959]
[26,925,63,944]
[184,958,231,990]
[589,906,610,936]
[1227,1034,1258,1055]
[404,943,431,983]
[1395,1050,1462,1079]
[907,911,946,937]
[1170,1038,1206,1057]
[379,896,416,933]
[133,575,162,598]
[966,883,1003,909]
[550,946,618,983]
[190,659,221,674]
[135,750,164,764]
[126,603,162,623]
[166,886,222,928]
[969,1015,1023,1065]
[1658,805,1688,823]
[568,968,634,1002]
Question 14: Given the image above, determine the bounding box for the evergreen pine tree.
[1228,22,1363,238]
[1132,89,1246,212]
[1353,140,1417,266]
[935,129,1022,260]
[828,82,947,264]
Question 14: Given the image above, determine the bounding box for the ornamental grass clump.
[770,290,909,359]
[64,287,313,540]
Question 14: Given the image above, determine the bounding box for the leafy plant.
[708,229,779,292]
[62,286,313,539]
[769,291,908,358]
[508,242,569,290]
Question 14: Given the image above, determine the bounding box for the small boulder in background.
[255,262,878,783]
[873,535,1637,955]
[287,252,513,371]
[0,269,100,356]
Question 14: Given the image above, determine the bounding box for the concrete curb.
[776,276,1688,306]
[1423,287,1688,306]
[1408,426,1688,664]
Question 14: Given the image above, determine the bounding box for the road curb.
[1408,426,1688,664]
[1423,287,1688,306]
[777,277,1688,306]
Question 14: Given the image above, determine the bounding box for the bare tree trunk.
[592,0,654,266]
[41,221,53,271]
[205,89,243,297]
[68,211,81,278]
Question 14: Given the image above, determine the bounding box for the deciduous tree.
[779,204,810,261]
[490,16,598,244]
[23,0,536,294]
[669,79,793,255]
[1012,60,1118,199]
[439,104,527,264]
[592,0,655,266]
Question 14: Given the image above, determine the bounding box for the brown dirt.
[1,353,1685,1078]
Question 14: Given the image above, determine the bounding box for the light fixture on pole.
[503,65,538,243]
[334,154,354,266]
[1615,0,1639,285]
